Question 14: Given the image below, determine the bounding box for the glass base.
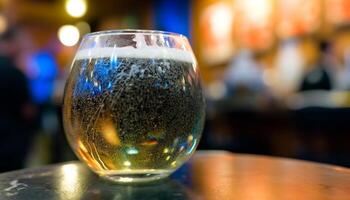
[100,171,171,183]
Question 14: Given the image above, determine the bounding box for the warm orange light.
[78,140,88,153]
[205,3,233,40]
[235,0,274,50]
[236,0,273,24]
[326,0,350,25]
[200,2,235,65]
[276,0,321,38]
[0,15,7,34]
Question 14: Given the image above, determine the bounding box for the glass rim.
[84,29,187,39]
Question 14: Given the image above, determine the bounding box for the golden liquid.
[63,57,205,181]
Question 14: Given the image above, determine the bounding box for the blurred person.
[275,39,304,95]
[0,29,37,171]
[299,41,333,91]
[225,50,265,92]
[331,29,350,90]
[343,48,350,88]
[223,50,270,109]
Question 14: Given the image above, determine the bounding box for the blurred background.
[0,0,350,172]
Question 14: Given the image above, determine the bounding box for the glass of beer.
[63,30,205,183]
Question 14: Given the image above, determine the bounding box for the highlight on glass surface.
[63,29,205,183]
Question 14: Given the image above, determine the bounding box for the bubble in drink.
[63,47,205,181]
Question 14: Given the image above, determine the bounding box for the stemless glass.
[63,30,205,183]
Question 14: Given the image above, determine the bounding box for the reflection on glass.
[82,179,195,200]
[189,152,350,200]
[59,164,81,200]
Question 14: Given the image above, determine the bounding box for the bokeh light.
[27,52,58,104]
[206,3,233,41]
[199,2,235,65]
[58,25,80,47]
[65,0,87,18]
[75,21,91,36]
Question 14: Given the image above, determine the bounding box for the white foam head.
[75,47,195,63]
[75,32,195,63]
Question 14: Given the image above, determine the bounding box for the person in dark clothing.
[0,28,37,171]
[300,66,332,91]
[0,56,35,171]
[300,41,333,91]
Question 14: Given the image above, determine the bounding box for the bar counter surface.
[0,150,349,200]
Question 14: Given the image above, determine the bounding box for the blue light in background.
[154,0,190,38]
[27,52,58,104]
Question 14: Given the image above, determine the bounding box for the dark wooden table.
[0,150,349,200]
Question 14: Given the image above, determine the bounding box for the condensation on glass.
[63,30,205,183]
